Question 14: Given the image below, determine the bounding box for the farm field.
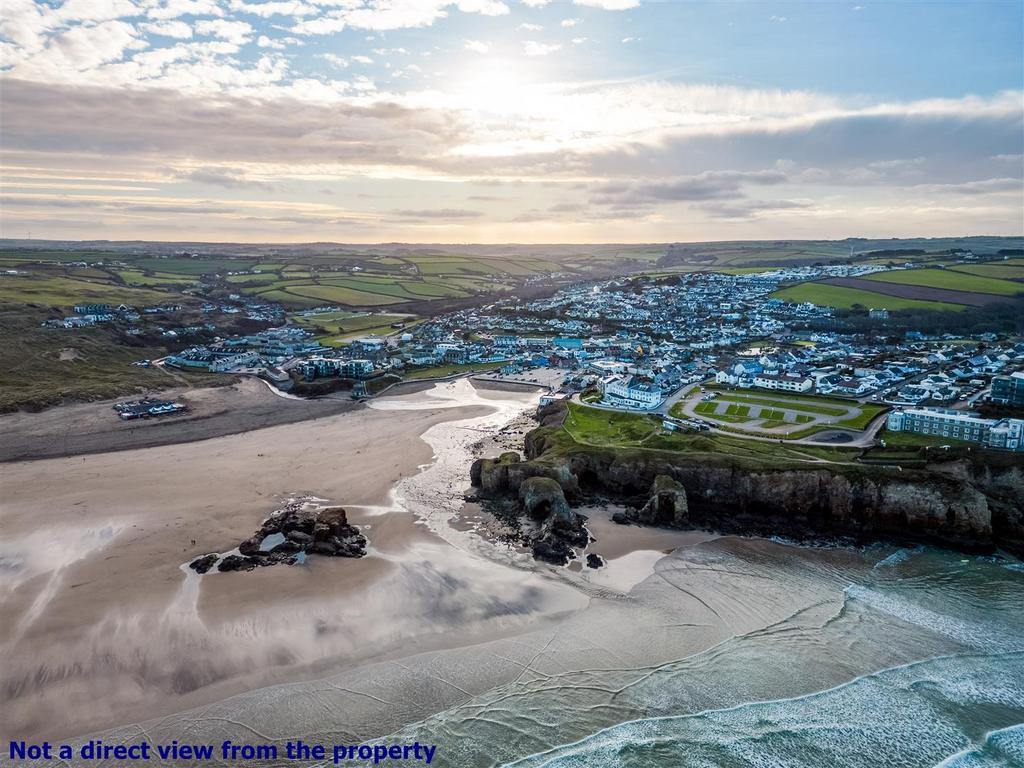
[819,277,1015,307]
[862,268,1024,296]
[946,263,1024,281]
[770,282,967,311]
[0,273,177,308]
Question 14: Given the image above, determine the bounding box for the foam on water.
[932,724,1024,768]
[843,584,1024,654]
[503,652,1024,768]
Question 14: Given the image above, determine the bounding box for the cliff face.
[473,426,1024,557]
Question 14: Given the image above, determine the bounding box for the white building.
[601,375,664,410]
[753,373,813,393]
[886,406,1023,452]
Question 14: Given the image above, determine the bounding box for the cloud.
[590,170,787,207]
[229,0,315,17]
[257,34,286,48]
[392,208,484,219]
[573,0,638,9]
[351,54,374,64]
[561,17,580,27]
[621,36,637,43]
[699,199,813,219]
[463,39,490,53]
[320,52,348,67]
[520,0,550,7]
[456,0,510,15]
[517,22,542,31]
[176,166,271,188]
[523,40,561,56]
[147,0,224,20]
[196,19,254,45]
[914,178,1022,196]
[139,20,194,38]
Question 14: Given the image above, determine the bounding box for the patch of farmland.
[947,264,1024,281]
[0,275,177,308]
[279,283,409,306]
[822,277,1016,306]
[132,257,255,275]
[771,282,966,311]
[862,267,1024,296]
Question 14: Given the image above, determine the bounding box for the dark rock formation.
[586,553,605,569]
[195,502,367,574]
[508,475,589,565]
[189,553,218,574]
[218,554,259,572]
[519,476,570,520]
[611,512,632,525]
[472,424,1024,557]
[634,475,688,527]
[533,537,575,565]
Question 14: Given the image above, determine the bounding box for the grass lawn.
[561,403,857,465]
[403,361,505,380]
[877,429,976,449]
[771,282,966,312]
[712,391,848,416]
[836,405,888,430]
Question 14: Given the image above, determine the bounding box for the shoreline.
[1,380,586,743]
[0,374,547,465]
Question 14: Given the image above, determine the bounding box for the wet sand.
[1,380,579,741]
[6,378,1020,767]
[0,377,359,463]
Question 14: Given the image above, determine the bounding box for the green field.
[771,282,966,312]
[0,274,177,308]
[863,268,1024,296]
[946,263,1024,280]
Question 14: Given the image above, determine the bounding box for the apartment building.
[886,406,1023,451]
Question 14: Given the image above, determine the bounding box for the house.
[601,375,664,409]
[752,373,813,393]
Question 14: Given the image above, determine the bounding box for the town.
[95,261,1024,453]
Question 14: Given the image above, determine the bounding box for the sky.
[1,0,1022,244]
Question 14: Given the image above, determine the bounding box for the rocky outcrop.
[190,500,367,574]
[517,476,590,565]
[473,426,1024,556]
[188,553,218,574]
[634,475,688,527]
[519,476,570,520]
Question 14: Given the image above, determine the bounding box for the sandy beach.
[0,377,360,464]
[3,379,1021,768]
[0,379,573,741]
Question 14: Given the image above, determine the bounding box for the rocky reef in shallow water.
[190,500,366,573]
[471,424,1024,558]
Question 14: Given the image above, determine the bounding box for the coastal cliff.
[471,424,1024,557]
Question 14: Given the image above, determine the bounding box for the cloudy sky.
[1,0,1022,243]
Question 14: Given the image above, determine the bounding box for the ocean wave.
[503,652,1024,768]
